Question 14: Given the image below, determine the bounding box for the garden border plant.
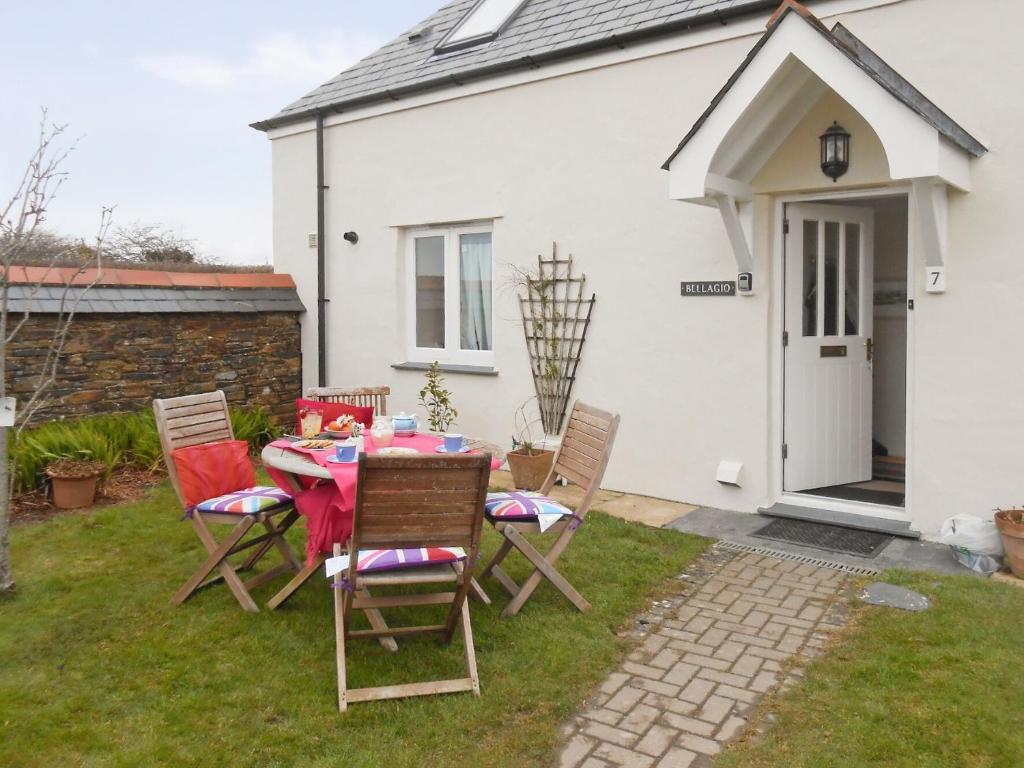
[13,406,280,495]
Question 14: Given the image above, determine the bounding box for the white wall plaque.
[925,265,946,293]
[0,398,15,427]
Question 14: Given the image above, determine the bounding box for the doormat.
[806,485,905,507]
[752,517,894,558]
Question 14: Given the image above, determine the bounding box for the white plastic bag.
[940,515,1005,575]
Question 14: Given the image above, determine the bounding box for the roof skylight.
[435,0,527,53]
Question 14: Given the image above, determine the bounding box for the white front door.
[784,203,874,492]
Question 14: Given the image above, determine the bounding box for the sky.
[2,0,441,265]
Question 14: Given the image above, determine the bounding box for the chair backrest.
[543,401,620,505]
[306,386,389,416]
[153,391,234,506]
[350,454,490,560]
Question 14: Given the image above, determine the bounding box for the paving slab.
[487,470,697,529]
[595,495,698,528]
[860,582,930,611]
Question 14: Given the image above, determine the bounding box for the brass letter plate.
[820,345,848,358]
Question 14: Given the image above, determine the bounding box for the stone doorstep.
[487,469,697,528]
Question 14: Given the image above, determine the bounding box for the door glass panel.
[844,223,860,335]
[801,220,818,336]
[823,221,839,336]
[415,236,445,348]
[459,232,493,351]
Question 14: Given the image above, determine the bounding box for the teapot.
[393,412,419,434]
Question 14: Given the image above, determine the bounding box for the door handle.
[865,337,874,362]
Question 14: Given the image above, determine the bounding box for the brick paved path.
[558,546,852,768]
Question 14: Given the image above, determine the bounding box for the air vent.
[407,22,433,41]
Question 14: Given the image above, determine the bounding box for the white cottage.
[254,0,1023,539]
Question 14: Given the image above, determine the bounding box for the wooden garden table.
[260,435,504,611]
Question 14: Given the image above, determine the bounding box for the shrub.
[12,406,281,493]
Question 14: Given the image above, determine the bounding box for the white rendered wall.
[269,0,1024,537]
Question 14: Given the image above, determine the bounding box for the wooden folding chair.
[333,453,491,711]
[154,391,302,612]
[306,386,389,416]
[480,401,619,617]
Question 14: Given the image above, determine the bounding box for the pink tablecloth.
[265,434,501,565]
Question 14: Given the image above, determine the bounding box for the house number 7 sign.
[925,266,946,293]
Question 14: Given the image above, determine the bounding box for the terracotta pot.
[507,448,554,491]
[994,509,1024,578]
[50,475,100,509]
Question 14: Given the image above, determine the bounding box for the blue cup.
[443,433,464,453]
[335,440,357,462]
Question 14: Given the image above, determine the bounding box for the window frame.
[405,223,495,367]
[434,0,529,54]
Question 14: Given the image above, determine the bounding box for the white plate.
[326,455,357,464]
[435,445,470,454]
[377,446,419,456]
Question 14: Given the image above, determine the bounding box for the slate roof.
[6,286,306,314]
[253,0,783,130]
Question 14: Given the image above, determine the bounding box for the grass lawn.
[0,481,708,768]
[718,569,1024,768]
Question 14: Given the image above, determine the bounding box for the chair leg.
[239,508,299,572]
[501,525,590,617]
[173,515,259,612]
[266,553,326,610]
[479,536,514,581]
[468,577,492,605]
[333,543,348,713]
[490,564,521,599]
[460,599,481,697]
[358,587,399,653]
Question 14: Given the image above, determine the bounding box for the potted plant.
[419,361,458,433]
[994,508,1024,578]
[507,398,555,491]
[45,459,106,509]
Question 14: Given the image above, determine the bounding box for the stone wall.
[7,312,302,426]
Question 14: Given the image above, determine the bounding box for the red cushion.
[294,398,374,432]
[171,440,256,509]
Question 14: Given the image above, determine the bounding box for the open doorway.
[782,194,908,511]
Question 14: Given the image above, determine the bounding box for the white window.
[406,224,494,366]
[435,0,526,52]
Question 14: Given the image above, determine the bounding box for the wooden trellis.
[518,245,596,435]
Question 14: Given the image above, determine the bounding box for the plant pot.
[49,475,100,509]
[45,460,105,510]
[994,509,1024,578]
[507,448,554,491]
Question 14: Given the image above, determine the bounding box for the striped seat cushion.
[484,491,573,523]
[195,486,292,514]
[353,547,467,573]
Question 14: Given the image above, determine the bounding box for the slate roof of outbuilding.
[253,0,784,130]
[6,286,306,314]
[4,269,306,314]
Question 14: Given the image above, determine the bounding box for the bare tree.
[108,222,198,264]
[0,111,112,595]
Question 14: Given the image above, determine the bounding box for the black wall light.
[343,231,359,244]
[820,121,850,182]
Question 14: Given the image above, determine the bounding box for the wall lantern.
[819,121,850,182]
